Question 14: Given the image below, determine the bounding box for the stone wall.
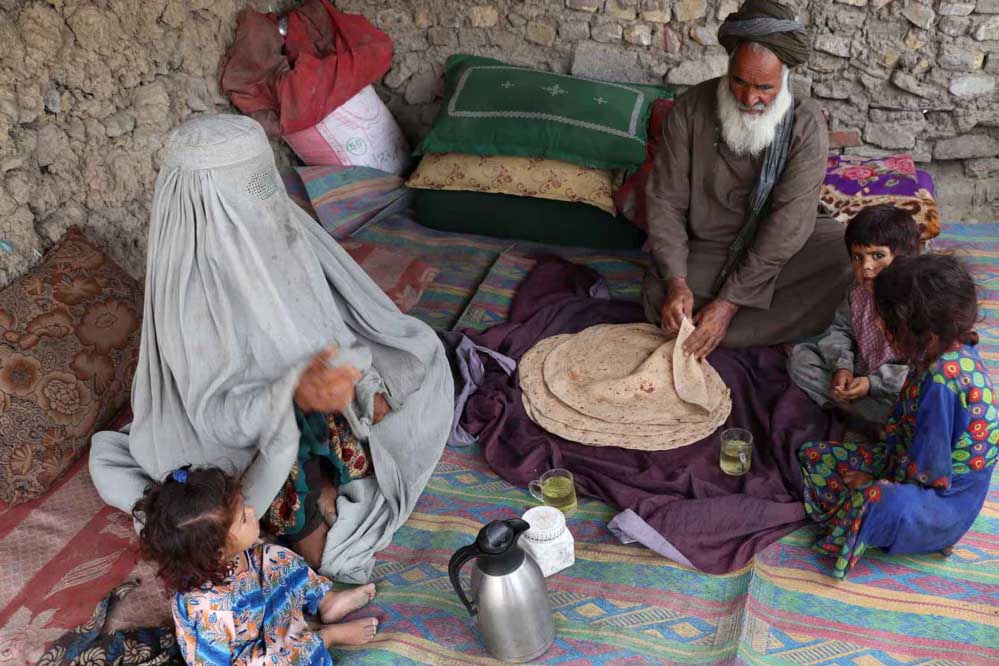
[337,0,999,222]
[3,1,999,292]
[0,0,296,290]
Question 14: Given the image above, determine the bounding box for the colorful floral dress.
[799,346,999,578]
[262,408,373,539]
[173,544,334,666]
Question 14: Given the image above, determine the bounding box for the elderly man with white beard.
[642,0,852,359]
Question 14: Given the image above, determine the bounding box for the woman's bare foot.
[320,583,377,623]
[319,617,379,647]
[291,522,329,570]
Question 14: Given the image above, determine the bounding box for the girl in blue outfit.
[133,466,379,666]
[799,254,998,578]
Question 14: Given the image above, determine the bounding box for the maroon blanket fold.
[460,257,844,573]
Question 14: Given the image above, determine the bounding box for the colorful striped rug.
[329,223,999,666]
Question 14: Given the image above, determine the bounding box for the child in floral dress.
[799,254,999,578]
[133,466,379,666]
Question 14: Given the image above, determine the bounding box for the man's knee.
[641,268,665,325]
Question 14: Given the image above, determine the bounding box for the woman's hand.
[294,347,361,414]
[373,392,391,424]
[842,470,874,490]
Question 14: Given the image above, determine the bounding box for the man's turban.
[717,0,811,68]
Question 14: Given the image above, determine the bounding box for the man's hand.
[839,376,871,402]
[660,277,694,334]
[684,299,738,360]
[830,369,853,404]
[373,392,391,424]
[294,347,362,414]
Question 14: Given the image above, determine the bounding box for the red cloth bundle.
[219,0,393,137]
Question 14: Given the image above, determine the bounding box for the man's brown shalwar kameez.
[642,78,852,347]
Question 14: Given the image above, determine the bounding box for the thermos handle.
[447,544,479,616]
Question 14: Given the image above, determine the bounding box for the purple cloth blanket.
[460,257,845,573]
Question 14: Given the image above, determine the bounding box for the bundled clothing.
[790,283,908,423]
[90,115,453,582]
[174,544,334,666]
[799,345,999,578]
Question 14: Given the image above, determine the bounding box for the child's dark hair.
[874,254,979,367]
[844,204,920,257]
[132,466,242,593]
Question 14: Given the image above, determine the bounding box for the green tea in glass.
[529,468,578,514]
[719,428,753,476]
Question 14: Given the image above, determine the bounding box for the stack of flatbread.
[518,320,732,451]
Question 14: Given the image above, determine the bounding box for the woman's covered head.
[132,466,257,592]
[874,254,979,366]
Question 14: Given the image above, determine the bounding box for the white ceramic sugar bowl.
[520,506,575,578]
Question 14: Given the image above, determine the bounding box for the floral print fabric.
[173,544,334,666]
[799,346,999,578]
[820,154,941,242]
[0,228,142,506]
[263,410,373,538]
[35,580,182,666]
[407,153,617,215]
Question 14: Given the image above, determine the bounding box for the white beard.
[716,68,793,157]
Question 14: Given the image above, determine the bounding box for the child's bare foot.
[319,617,379,647]
[320,583,376,623]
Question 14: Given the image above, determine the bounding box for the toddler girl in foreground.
[799,254,998,578]
[134,466,378,666]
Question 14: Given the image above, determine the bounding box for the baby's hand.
[839,376,871,402]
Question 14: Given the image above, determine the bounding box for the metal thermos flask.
[448,519,556,663]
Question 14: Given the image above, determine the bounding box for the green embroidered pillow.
[417,54,673,170]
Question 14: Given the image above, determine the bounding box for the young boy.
[789,204,921,424]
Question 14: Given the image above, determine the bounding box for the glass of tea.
[528,468,578,514]
[719,428,753,476]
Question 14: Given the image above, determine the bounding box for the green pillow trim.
[417,54,674,170]
[413,189,646,251]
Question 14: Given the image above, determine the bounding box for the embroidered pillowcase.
[407,153,616,214]
[417,54,673,170]
[0,228,142,507]
[821,154,941,242]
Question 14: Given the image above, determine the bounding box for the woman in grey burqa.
[90,115,454,582]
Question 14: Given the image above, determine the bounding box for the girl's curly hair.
[132,466,242,593]
[874,254,979,369]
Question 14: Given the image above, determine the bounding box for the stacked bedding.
[404,55,672,250]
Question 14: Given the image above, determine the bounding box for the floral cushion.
[406,153,617,215]
[0,228,142,507]
[339,239,440,313]
[821,154,941,242]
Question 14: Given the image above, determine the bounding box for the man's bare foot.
[317,480,338,526]
[291,522,329,570]
[319,617,379,647]
[320,583,377,624]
